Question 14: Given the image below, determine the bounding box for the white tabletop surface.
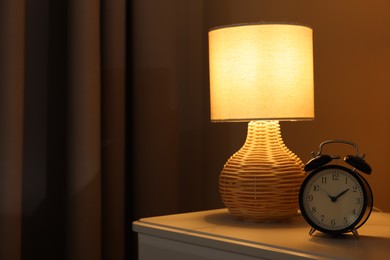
[133,208,390,260]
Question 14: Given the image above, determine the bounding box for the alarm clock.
[299,140,373,238]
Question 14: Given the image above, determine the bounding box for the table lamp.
[208,23,314,222]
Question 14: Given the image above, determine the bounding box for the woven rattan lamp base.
[219,120,305,222]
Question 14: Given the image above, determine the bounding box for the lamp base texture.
[219,120,305,222]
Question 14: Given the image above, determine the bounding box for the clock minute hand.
[332,188,350,202]
[318,187,333,201]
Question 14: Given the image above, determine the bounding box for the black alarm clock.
[299,140,373,238]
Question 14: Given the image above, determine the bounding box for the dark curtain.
[0,0,127,259]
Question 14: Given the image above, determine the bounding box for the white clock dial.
[301,166,365,232]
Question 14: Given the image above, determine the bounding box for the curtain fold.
[0,0,126,259]
[67,0,102,259]
[101,1,126,259]
[0,0,25,259]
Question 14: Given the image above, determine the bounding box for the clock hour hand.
[332,188,350,202]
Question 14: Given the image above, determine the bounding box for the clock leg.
[309,227,316,236]
[351,228,359,239]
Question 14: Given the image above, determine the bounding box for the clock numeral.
[311,206,317,213]
[343,217,348,224]
[306,195,313,202]
[320,215,325,222]
[352,185,358,192]
[345,177,348,184]
[332,173,339,181]
[356,198,361,204]
[352,209,356,215]
[322,177,327,184]
[331,219,336,226]
[313,185,319,191]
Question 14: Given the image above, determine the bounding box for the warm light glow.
[209,23,314,121]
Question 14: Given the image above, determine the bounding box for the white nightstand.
[133,208,390,259]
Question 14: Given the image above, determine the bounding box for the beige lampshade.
[209,23,314,121]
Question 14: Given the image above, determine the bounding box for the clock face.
[299,165,368,233]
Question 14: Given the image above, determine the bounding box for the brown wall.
[132,0,390,218]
